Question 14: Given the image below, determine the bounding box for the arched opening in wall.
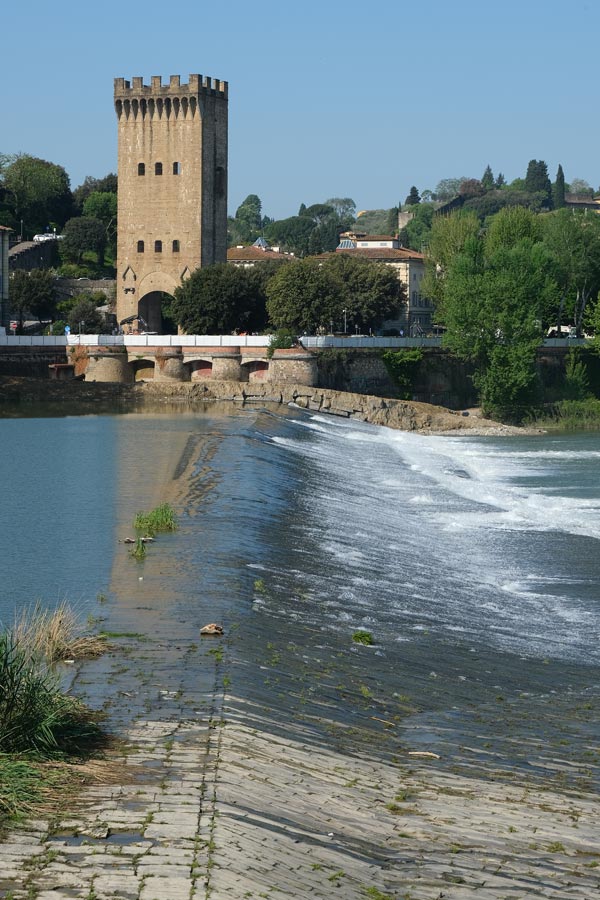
[187,360,213,381]
[130,359,155,382]
[245,360,269,381]
[138,292,178,335]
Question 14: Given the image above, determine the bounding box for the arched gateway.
[114,73,228,329]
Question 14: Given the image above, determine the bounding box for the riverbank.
[0,375,536,436]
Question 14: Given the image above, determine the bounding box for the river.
[0,404,598,792]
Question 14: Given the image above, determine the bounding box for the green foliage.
[73,173,117,212]
[266,255,404,334]
[405,185,421,206]
[481,164,495,192]
[61,216,106,265]
[67,296,105,334]
[563,348,591,400]
[553,164,566,209]
[129,538,147,561]
[352,630,374,646]
[266,258,341,332]
[2,154,73,235]
[171,263,270,334]
[527,398,600,430]
[398,203,434,251]
[9,269,57,325]
[82,192,117,251]
[525,159,552,208]
[381,348,423,399]
[0,631,100,756]
[267,328,296,357]
[133,502,178,536]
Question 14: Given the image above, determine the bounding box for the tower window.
[155,162,163,175]
[137,240,144,253]
[155,240,162,253]
[172,240,180,252]
[138,163,145,176]
[173,162,181,175]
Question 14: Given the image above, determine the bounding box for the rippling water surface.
[1,406,598,785]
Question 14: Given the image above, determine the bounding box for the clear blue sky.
[4,0,598,220]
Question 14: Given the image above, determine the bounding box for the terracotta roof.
[322,247,424,261]
[227,246,288,261]
[356,235,397,242]
[0,225,12,231]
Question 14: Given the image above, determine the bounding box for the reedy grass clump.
[12,602,106,663]
[0,631,101,756]
[129,537,147,561]
[133,502,178,536]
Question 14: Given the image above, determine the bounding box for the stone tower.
[114,74,228,331]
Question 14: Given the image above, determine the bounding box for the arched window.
[172,240,180,252]
[137,240,144,253]
[155,240,162,253]
[155,162,163,175]
[173,162,181,175]
[138,162,145,176]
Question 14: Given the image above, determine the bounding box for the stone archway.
[137,292,177,334]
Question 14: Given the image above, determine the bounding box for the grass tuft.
[352,629,374,646]
[13,602,107,662]
[133,502,178,536]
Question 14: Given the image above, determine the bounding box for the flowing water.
[1,405,598,789]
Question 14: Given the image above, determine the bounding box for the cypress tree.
[405,186,421,206]
[481,165,495,192]
[553,164,566,208]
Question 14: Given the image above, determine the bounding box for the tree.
[9,269,57,328]
[67,297,104,334]
[2,155,73,235]
[435,178,466,201]
[265,215,315,256]
[481,165,495,192]
[82,192,117,252]
[398,203,434,251]
[440,241,548,419]
[459,178,484,198]
[324,197,356,220]
[266,259,342,332]
[171,263,268,334]
[553,164,566,209]
[73,173,117,211]
[495,172,506,189]
[568,177,594,197]
[61,217,107,265]
[422,210,480,305]
[405,186,421,206]
[234,194,263,243]
[484,205,541,257]
[324,254,405,331]
[542,209,600,333]
[524,160,552,207]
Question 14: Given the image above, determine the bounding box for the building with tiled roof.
[227,241,293,267]
[316,236,434,334]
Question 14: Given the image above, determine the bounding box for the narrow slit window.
[172,240,180,252]
[137,240,144,253]
[155,162,163,175]
[138,163,145,176]
[173,162,181,175]
[155,240,162,253]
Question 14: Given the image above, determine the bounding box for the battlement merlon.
[114,74,228,100]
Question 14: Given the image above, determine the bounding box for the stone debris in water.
[200,623,224,636]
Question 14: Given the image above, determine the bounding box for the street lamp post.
[343,308,347,334]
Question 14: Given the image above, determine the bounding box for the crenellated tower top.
[114,73,227,102]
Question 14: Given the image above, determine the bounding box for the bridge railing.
[0,334,592,350]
